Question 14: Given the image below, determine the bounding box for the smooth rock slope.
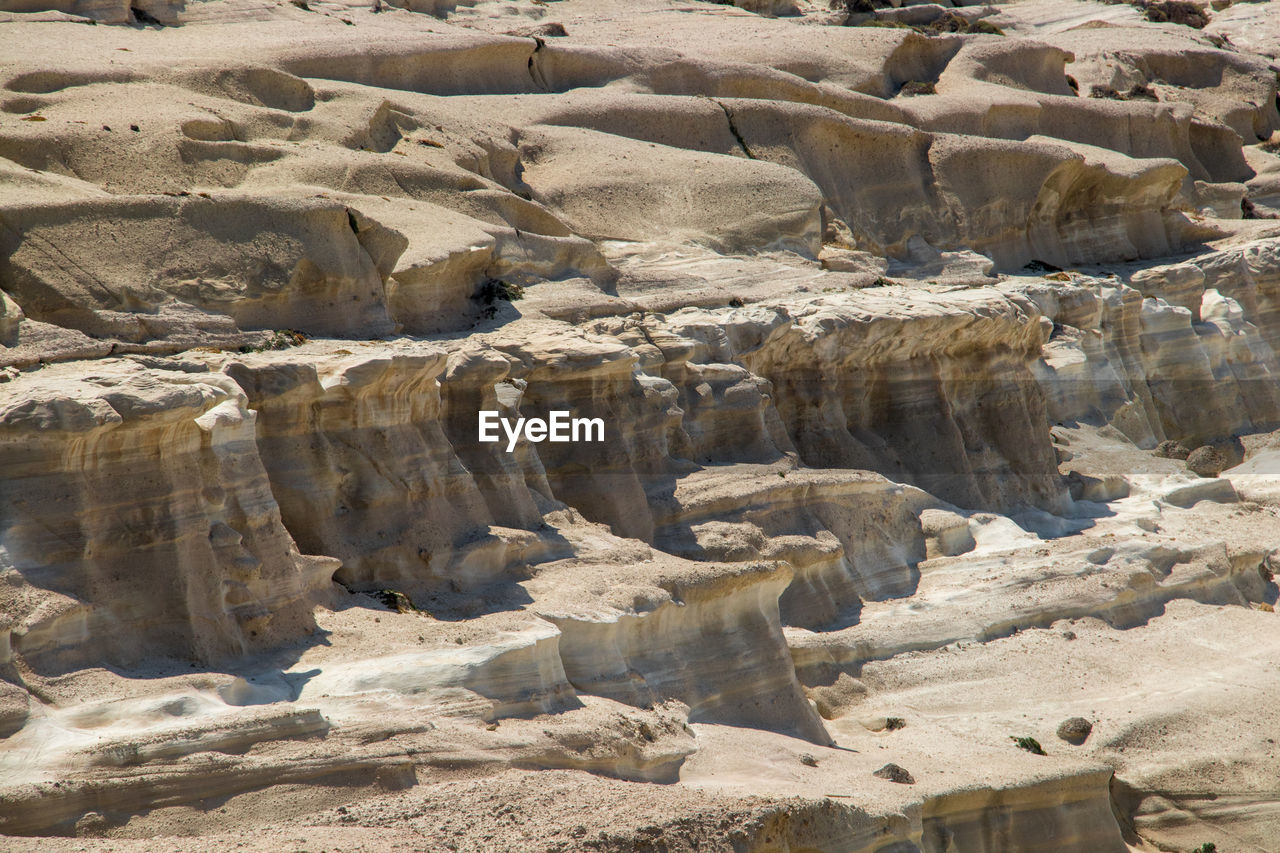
[1,0,1280,850]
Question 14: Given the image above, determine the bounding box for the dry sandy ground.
[2,0,1280,850]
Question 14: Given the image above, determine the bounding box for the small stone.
[872,763,915,784]
[1056,717,1093,745]
[1154,440,1191,460]
[1186,445,1226,477]
[74,811,110,837]
[799,753,818,767]
[1085,548,1114,565]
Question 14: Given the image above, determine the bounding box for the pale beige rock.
[223,345,531,596]
[920,508,977,558]
[1,0,1279,849]
[0,362,337,672]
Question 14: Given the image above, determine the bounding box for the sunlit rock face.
[645,292,1066,511]
[3,0,1280,850]
[225,349,513,595]
[1018,245,1280,449]
[0,364,334,674]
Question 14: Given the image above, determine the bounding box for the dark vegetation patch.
[473,278,525,319]
[1011,735,1046,755]
[898,81,936,97]
[1023,259,1063,273]
[1089,83,1158,101]
[1138,0,1209,28]
[239,329,308,353]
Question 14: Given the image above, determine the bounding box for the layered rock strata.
[2,0,1280,850]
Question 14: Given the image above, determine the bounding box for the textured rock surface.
[1056,717,1093,745]
[0,363,336,673]
[2,0,1280,851]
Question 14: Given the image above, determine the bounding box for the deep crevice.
[527,36,548,91]
[712,98,756,160]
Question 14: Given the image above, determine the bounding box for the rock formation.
[1,0,1280,850]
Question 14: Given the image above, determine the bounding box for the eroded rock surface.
[2,0,1280,850]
